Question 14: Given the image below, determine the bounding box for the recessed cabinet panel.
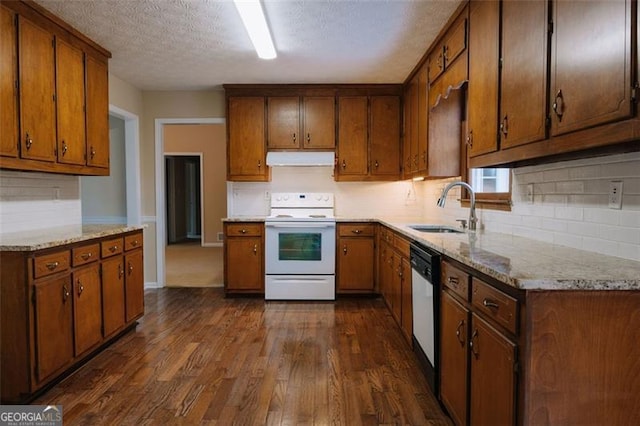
[125,250,144,322]
[102,256,126,337]
[73,265,102,356]
[550,0,632,136]
[369,95,400,178]
[303,96,335,149]
[227,97,268,181]
[337,96,368,176]
[500,0,548,149]
[267,96,300,149]
[56,38,86,165]
[85,56,109,168]
[18,16,56,162]
[1,6,18,158]
[337,237,375,292]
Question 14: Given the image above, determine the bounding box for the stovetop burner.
[267,192,335,222]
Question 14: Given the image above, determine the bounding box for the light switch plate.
[525,184,534,204]
[608,181,623,209]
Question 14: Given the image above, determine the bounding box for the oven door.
[265,221,336,275]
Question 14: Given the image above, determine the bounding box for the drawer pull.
[80,252,92,261]
[46,261,59,271]
[109,245,118,253]
[455,320,465,345]
[253,244,257,254]
[343,245,347,255]
[240,229,247,234]
[483,299,499,309]
[131,240,139,247]
[448,276,459,285]
[351,229,362,234]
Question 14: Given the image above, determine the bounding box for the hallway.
[165,241,223,287]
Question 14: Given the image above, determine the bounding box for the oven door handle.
[266,223,335,229]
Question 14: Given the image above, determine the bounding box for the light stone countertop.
[0,224,145,252]
[223,215,640,291]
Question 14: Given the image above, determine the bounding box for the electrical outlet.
[264,190,271,200]
[53,187,60,202]
[608,181,623,209]
[525,184,534,204]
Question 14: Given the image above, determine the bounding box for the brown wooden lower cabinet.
[224,222,264,294]
[336,223,375,293]
[0,228,144,403]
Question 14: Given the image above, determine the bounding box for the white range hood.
[266,151,335,167]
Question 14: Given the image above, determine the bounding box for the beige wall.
[164,124,227,245]
[109,73,143,115]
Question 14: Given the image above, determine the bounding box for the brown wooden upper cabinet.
[428,13,467,84]
[0,1,111,175]
[336,95,400,181]
[267,96,335,150]
[550,0,633,136]
[467,0,500,158]
[227,96,269,182]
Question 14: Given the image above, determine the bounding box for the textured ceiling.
[35,0,463,91]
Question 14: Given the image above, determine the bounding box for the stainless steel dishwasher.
[410,242,440,394]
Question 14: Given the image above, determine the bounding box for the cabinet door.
[227,97,268,181]
[440,291,469,426]
[337,237,374,292]
[370,96,400,178]
[267,96,300,149]
[86,55,109,168]
[225,236,263,291]
[1,5,18,158]
[500,0,548,149]
[428,44,445,83]
[550,0,632,136]
[102,256,125,337]
[34,275,74,382]
[467,0,500,157]
[409,76,420,174]
[401,85,413,179]
[73,264,102,356]
[303,96,335,149]
[337,96,368,177]
[417,65,429,173]
[470,313,517,426]
[56,38,86,165]
[125,250,144,322]
[18,16,56,162]
[400,256,412,342]
[390,251,402,325]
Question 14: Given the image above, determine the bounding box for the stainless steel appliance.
[265,193,336,300]
[410,241,440,393]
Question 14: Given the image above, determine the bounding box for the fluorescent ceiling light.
[233,0,277,60]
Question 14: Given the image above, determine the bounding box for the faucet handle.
[455,219,468,230]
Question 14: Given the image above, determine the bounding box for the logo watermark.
[0,405,62,426]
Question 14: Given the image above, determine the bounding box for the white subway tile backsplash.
[553,232,583,248]
[584,208,620,225]
[555,181,584,194]
[582,236,619,257]
[542,218,568,232]
[619,210,640,227]
[598,224,640,245]
[617,242,640,262]
[568,165,601,180]
[566,221,601,238]
[555,206,584,221]
[542,168,569,182]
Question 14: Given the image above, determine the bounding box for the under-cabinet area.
[222,218,640,424]
[0,226,144,403]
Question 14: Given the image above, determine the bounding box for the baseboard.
[144,281,161,289]
[202,242,223,248]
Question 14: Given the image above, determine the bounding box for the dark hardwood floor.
[34,288,451,425]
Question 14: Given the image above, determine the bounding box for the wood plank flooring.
[34,288,451,425]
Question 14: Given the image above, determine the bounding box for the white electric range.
[264,193,336,300]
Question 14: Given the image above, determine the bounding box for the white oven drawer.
[265,275,335,300]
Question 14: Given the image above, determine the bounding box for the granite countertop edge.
[0,224,146,252]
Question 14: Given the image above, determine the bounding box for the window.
[463,167,512,211]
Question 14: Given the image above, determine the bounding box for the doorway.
[165,155,202,244]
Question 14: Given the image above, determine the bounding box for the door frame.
[164,152,204,244]
[154,118,225,288]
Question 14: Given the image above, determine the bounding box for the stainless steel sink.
[408,225,464,234]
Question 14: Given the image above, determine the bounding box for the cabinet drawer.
[101,237,124,258]
[339,223,375,237]
[441,260,470,301]
[226,223,262,237]
[72,243,99,266]
[379,226,393,244]
[393,234,410,257]
[34,251,70,279]
[124,233,143,251]
[472,278,518,335]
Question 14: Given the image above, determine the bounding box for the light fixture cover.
[233,0,277,60]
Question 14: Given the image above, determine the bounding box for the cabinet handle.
[553,89,564,121]
[25,133,33,150]
[437,52,443,70]
[90,146,96,159]
[343,244,347,255]
[77,279,84,296]
[374,160,379,169]
[351,229,362,234]
[466,130,473,147]
[109,245,118,253]
[63,285,70,302]
[292,132,296,144]
[131,240,139,247]
[448,276,459,285]
[500,115,508,137]
[240,229,247,234]
[306,133,310,144]
[455,320,465,345]
[46,261,59,271]
[341,160,346,170]
[118,264,123,279]
[80,252,92,261]
[253,244,257,254]
[257,160,262,169]
[482,298,500,310]
[128,261,134,275]
[61,140,68,155]
[469,329,479,358]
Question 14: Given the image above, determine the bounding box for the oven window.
[279,233,322,261]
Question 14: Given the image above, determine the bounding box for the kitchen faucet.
[437,181,477,231]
